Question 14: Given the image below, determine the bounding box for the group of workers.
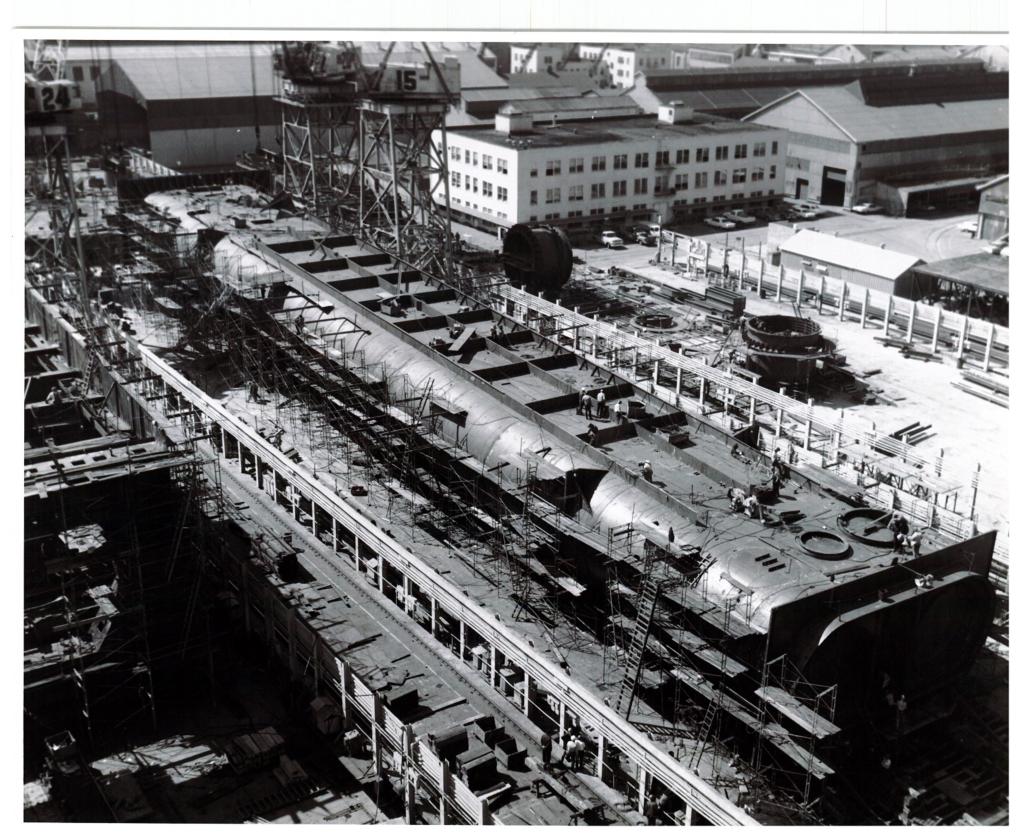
[726,486,763,520]
[578,388,629,425]
[889,512,924,559]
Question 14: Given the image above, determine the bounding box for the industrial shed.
[96,45,279,170]
[779,229,925,297]
[745,79,1007,211]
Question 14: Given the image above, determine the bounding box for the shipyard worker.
[540,733,552,769]
[640,461,654,482]
[614,401,626,424]
[596,389,607,418]
[247,379,259,403]
[908,529,923,558]
[45,386,63,406]
[585,423,599,445]
[645,796,660,826]
[577,390,586,415]
[745,493,761,520]
[295,313,305,333]
[668,526,675,545]
[270,428,285,449]
[582,392,594,420]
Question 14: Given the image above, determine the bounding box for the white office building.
[578,44,677,88]
[432,103,787,240]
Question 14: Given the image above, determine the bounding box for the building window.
[530,215,538,222]
[769,165,777,180]
[734,144,747,159]
[590,207,605,216]
[634,152,649,168]
[732,168,747,184]
[634,203,647,211]
[612,180,627,197]
[569,184,584,201]
[751,167,764,182]
[591,182,605,199]
[633,178,648,195]
[592,155,606,171]
[695,147,709,163]
[482,181,493,197]
[451,172,461,188]
[450,146,461,162]
[655,150,671,167]
[654,175,670,194]
[676,148,690,165]
[482,154,493,170]
[545,212,560,220]
[675,173,689,190]
[569,157,584,173]
[471,151,479,166]
[546,160,561,176]
[497,186,508,201]
[530,190,538,205]
[497,158,508,174]
[771,140,779,155]
[473,177,479,192]
[568,209,583,218]
[613,154,628,170]
[715,146,729,161]
[530,167,538,177]
[732,192,744,200]
[72,66,85,82]
[694,172,708,189]
[714,170,727,186]
[546,187,561,203]
[753,142,766,157]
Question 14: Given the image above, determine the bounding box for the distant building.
[447,87,594,128]
[629,58,1003,120]
[681,44,754,68]
[779,229,925,297]
[96,46,278,170]
[509,44,572,75]
[431,105,786,240]
[745,82,1007,212]
[577,44,675,88]
[976,175,1008,241]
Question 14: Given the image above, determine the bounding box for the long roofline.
[742,88,858,142]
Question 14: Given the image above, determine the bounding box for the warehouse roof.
[746,86,1008,143]
[447,112,776,150]
[500,94,640,115]
[106,49,276,102]
[913,253,1009,297]
[780,230,923,280]
[359,46,506,90]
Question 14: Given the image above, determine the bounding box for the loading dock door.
[821,166,847,206]
[795,178,809,199]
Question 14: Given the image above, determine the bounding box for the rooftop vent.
[495,110,535,135]
[658,100,695,124]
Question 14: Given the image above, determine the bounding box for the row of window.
[528,191,776,223]
[450,197,510,220]
[449,147,509,174]
[524,141,780,176]
[525,165,777,204]
[450,172,508,200]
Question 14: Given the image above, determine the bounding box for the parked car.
[957,219,979,236]
[851,202,883,215]
[634,230,658,246]
[722,209,757,225]
[788,206,819,220]
[981,234,1008,255]
[704,216,737,230]
[600,230,624,248]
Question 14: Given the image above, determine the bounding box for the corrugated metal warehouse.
[96,44,279,170]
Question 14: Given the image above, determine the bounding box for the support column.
[838,280,847,321]
[931,305,941,352]
[803,397,814,453]
[675,365,682,399]
[776,387,786,443]
[439,760,453,824]
[860,287,869,328]
[817,274,825,312]
[956,316,969,359]
[595,734,606,782]
[906,301,916,342]
[883,294,894,336]
[558,698,567,740]
[489,645,497,690]
[522,671,531,717]
[757,259,765,296]
[983,325,995,372]
[459,620,466,662]
[698,375,706,408]
[796,269,805,305]
[637,765,648,816]
[652,359,659,387]
[684,803,694,825]
[775,264,784,302]
[371,692,384,789]
[403,727,416,824]
[430,596,437,636]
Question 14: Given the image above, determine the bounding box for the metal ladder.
[613,548,660,717]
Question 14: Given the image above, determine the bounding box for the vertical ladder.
[688,696,719,770]
[613,570,659,717]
